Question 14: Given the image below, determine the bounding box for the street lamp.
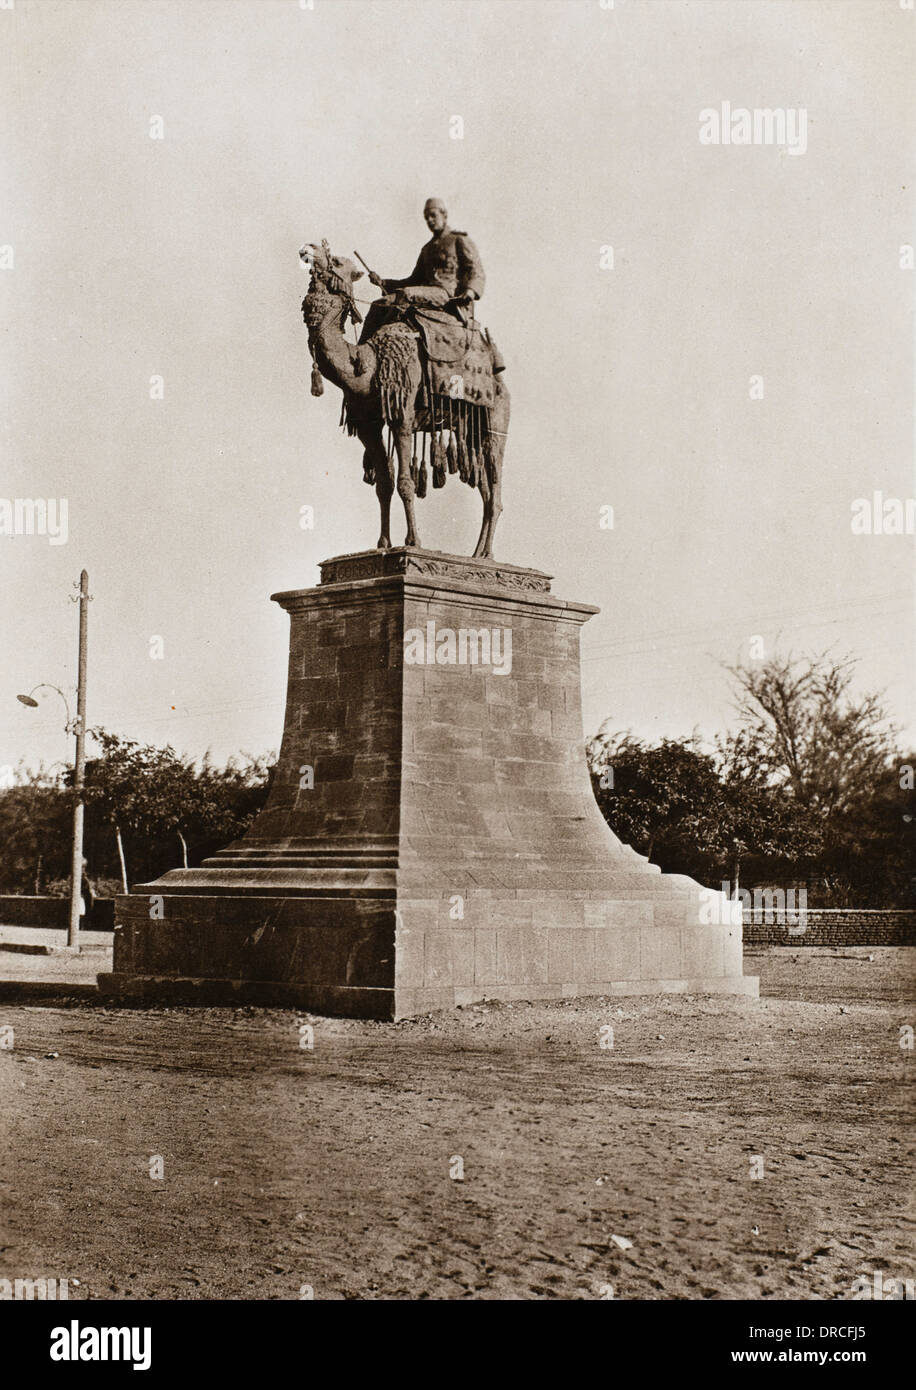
[15,571,90,951]
[17,684,72,724]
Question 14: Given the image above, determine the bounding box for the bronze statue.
[300,201,509,558]
[359,198,504,372]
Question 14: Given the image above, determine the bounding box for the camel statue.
[299,241,509,558]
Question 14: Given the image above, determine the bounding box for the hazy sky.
[1,0,913,778]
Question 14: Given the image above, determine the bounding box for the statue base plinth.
[98,549,757,1017]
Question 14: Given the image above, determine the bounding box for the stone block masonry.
[99,549,757,1017]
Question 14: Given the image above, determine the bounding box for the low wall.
[0,895,115,931]
[744,908,916,948]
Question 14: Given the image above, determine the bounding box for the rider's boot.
[487,332,506,374]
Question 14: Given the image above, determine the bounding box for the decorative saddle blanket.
[343,302,497,496]
[411,309,498,409]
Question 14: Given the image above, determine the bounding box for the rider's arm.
[455,234,485,301]
[382,250,426,293]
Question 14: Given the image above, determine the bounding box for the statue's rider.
[359,198,506,373]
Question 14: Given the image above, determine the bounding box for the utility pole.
[67,571,89,950]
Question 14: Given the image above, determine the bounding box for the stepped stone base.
[98,549,757,1018]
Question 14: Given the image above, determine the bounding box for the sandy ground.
[0,946,912,1301]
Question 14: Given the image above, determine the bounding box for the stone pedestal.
[99,550,757,1017]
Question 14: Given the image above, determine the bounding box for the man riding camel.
[359,198,506,373]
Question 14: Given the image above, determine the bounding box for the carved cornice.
[319,549,553,593]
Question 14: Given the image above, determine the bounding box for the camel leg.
[357,423,393,549]
[476,384,509,558]
[483,446,503,558]
[393,423,420,548]
[472,464,492,559]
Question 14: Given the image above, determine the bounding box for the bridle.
[314,239,363,327]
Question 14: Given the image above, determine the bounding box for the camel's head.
[300,241,363,294]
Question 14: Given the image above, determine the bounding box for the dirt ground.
[0,947,913,1301]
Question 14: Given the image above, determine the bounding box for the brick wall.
[744,909,916,947]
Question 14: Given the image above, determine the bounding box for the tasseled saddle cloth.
[343,306,498,495]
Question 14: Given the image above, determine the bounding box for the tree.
[588,651,909,906]
[726,652,897,820]
[177,751,275,865]
[587,730,723,869]
[81,731,273,891]
[817,752,916,906]
[0,764,71,894]
[80,731,193,890]
[713,729,822,896]
[0,737,274,896]
[588,727,818,894]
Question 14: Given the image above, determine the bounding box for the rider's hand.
[368,271,385,289]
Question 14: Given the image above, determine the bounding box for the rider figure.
[360,198,506,373]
